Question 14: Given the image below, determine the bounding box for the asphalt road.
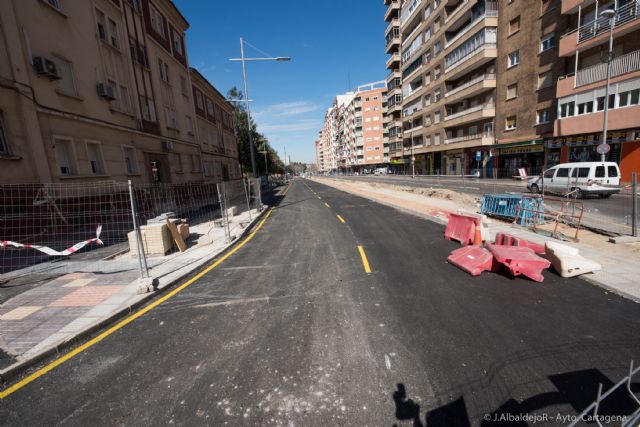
[1,179,639,426]
[333,175,636,235]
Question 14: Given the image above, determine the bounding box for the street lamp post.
[229,38,290,178]
[600,9,616,163]
[259,149,268,175]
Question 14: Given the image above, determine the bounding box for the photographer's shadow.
[392,383,424,427]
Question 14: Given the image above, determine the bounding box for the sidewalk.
[0,204,268,380]
[311,177,640,303]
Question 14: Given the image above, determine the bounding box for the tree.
[227,87,285,175]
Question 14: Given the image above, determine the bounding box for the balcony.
[386,52,401,70]
[555,105,640,136]
[445,73,496,102]
[444,103,495,126]
[444,29,497,79]
[386,69,401,84]
[400,0,423,28]
[444,134,494,147]
[384,0,400,22]
[576,49,640,86]
[386,18,400,36]
[445,6,499,50]
[560,1,640,56]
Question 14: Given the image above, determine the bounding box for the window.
[196,91,204,110]
[118,85,131,112]
[129,38,149,67]
[577,101,593,115]
[434,133,441,145]
[543,169,556,179]
[541,0,556,14]
[0,111,9,155]
[54,138,77,175]
[619,89,640,107]
[108,19,119,48]
[140,96,157,121]
[149,4,165,38]
[434,111,441,123]
[158,59,169,83]
[538,71,552,89]
[571,167,590,178]
[186,115,193,134]
[191,154,201,172]
[175,153,183,172]
[556,167,570,178]
[172,32,183,55]
[434,41,442,55]
[434,88,441,102]
[206,99,215,116]
[537,109,550,124]
[434,66,441,80]
[560,101,575,118]
[506,83,517,100]
[123,146,138,174]
[509,16,520,35]
[47,0,61,9]
[595,166,605,178]
[540,34,555,52]
[596,95,615,111]
[608,166,618,178]
[54,57,77,96]
[505,115,517,130]
[96,9,107,41]
[86,142,105,175]
[508,50,520,67]
[165,106,178,129]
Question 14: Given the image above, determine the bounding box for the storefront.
[425,152,443,175]
[496,141,545,178]
[444,149,465,175]
[464,147,495,177]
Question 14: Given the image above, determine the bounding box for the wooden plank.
[166,219,187,252]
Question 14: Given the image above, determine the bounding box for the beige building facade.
[0,0,239,185]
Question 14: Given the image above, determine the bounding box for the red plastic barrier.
[445,213,479,245]
[486,243,551,283]
[493,232,546,254]
[447,246,495,276]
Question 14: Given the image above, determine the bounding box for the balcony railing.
[445,73,496,97]
[400,0,422,26]
[445,5,498,49]
[445,28,497,72]
[576,49,640,86]
[444,134,493,144]
[575,1,640,43]
[445,103,494,121]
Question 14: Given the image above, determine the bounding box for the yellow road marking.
[357,245,372,273]
[336,214,346,224]
[0,195,284,399]
[324,203,330,208]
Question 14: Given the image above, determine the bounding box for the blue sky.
[174,0,388,163]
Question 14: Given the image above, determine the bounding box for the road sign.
[476,151,482,161]
[596,144,611,155]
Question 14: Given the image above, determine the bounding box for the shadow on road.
[393,368,640,426]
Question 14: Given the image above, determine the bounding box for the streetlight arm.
[229,57,291,61]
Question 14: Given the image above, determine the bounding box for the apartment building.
[315,83,387,174]
[0,0,240,184]
[494,0,567,177]
[385,0,404,168]
[553,0,640,182]
[190,68,241,182]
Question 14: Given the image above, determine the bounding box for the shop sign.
[499,145,544,155]
[390,159,409,164]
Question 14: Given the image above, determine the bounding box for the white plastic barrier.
[545,241,602,278]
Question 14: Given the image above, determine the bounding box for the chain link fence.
[0,178,264,285]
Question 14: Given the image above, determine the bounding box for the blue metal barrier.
[481,194,545,226]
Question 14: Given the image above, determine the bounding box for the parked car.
[527,162,621,198]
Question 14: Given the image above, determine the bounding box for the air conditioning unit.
[161,140,174,152]
[96,83,116,100]
[33,56,60,80]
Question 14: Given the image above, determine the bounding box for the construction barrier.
[444,213,479,245]
[481,194,545,226]
[493,232,546,254]
[447,246,494,276]
[486,243,551,283]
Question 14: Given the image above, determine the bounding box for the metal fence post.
[128,180,148,278]
[632,172,638,237]
[245,178,252,221]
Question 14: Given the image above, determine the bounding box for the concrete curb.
[0,206,271,385]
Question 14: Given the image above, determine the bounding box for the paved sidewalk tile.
[48,286,124,307]
[63,278,96,288]
[0,306,44,321]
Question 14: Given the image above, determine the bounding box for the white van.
[527,162,621,198]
